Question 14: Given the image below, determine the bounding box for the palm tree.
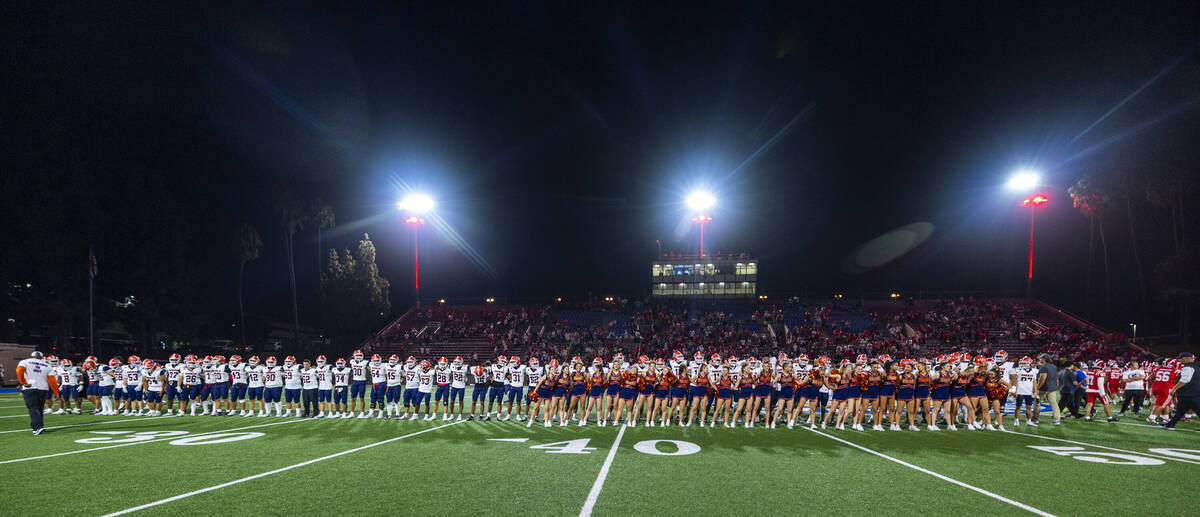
[1069,176,1111,311]
[234,223,262,348]
[272,184,305,347]
[311,199,336,294]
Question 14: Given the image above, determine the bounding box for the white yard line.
[0,415,175,434]
[0,419,307,464]
[998,428,1200,465]
[578,424,627,517]
[100,420,464,517]
[0,414,31,418]
[807,428,1056,517]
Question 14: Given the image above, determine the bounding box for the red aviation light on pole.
[1020,194,1048,298]
[404,216,425,304]
[404,216,425,225]
[692,214,712,258]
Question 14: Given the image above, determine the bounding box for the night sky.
[4,3,1199,331]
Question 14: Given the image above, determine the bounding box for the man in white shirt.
[17,351,57,434]
[1010,356,1040,427]
[1119,361,1147,417]
[300,358,319,417]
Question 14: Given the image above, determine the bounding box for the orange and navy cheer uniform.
[654,372,670,399]
[984,379,1006,401]
[737,371,754,399]
[932,374,951,401]
[779,370,795,400]
[553,372,569,397]
[539,374,557,399]
[606,370,620,397]
[717,373,734,399]
[570,371,587,397]
[896,372,917,401]
[640,370,657,396]
[755,371,772,398]
[862,371,881,400]
[847,371,862,399]
[691,371,710,398]
[951,374,969,399]
[831,373,849,401]
[589,371,605,398]
[671,372,689,399]
[915,371,931,399]
[802,369,821,400]
[619,371,638,400]
[881,372,898,398]
[967,373,986,398]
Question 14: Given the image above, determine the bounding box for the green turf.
[0,392,1196,516]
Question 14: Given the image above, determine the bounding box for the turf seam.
[98,420,465,517]
[806,428,1057,517]
[579,423,626,517]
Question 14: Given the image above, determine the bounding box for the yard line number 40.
[498,438,701,456]
[1027,446,1200,465]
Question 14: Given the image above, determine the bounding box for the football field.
[0,391,1196,516]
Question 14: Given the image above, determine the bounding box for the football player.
[432,357,453,420]
[416,360,435,420]
[503,356,524,421]
[1083,359,1117,422]
[348,349,370,417]
[468,362,490,421]
[367,354,386,418]
[123,355,144,416]
[400,356,421,420]
[483,356,507,421]
[331,358,352,418]
[208,356,230,415]
[179,355,203,416]
[314,355,333,418]
[383,355,405,419]
[448,356,469,421]
[228,355,248,416]
[522,357,545,422]
[282,356,303,417]
[262,356,285,417]
[1011,356,1039,427]
[300,358,319,417]
[141,359,166,416]
[244,356,265,416]
[163,353,183,415]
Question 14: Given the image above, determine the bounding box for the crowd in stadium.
[32,348,1197,431]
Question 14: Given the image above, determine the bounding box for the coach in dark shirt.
[1058,364,1081,418]
[1034,355,1060,424]
[1162,352,1197,430]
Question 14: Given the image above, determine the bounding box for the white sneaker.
[501,414,510,421]
[948,424,958,430]
[909,425,920,431]
[628,421,636,427]
[873,425,884,431]
[986,424,996,431]
[1028,421,1039,427]
[545,421,552,428]
[928,425,940,431]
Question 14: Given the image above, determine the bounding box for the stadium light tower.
[397,194,435,306]
[686,190,716,258]
[1007,170,1040,191]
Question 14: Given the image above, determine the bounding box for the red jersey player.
[1083,360,1116,422]
[1149,359,1180,424]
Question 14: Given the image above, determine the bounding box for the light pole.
[1021,194,1048,300]
[692,214,712,257]
[686,190,716,298]
[397,193,435,307]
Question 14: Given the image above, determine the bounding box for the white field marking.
[0,419,306,464]
[0,415,175,434]
[487,437,529,443]
[100,420,464,516]
[807,428,1056,517]
[1112,421,1200,434]
[578,424,626,517]
[998,429,1200,465]
[0,414,31,418]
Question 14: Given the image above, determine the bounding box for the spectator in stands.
[1033,354,1060,425]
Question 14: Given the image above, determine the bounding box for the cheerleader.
[895,360,919,431]
[563,357,588,427]
[614,365,638,426]
[583,358,605,426]
[528,361,557,428]
[791,357,824,429]
[552,363,570,424]
[749,359,773,428]
[730,363,754,426]
[714,365,735,427]
[965,364,988,429]
[666,368,690,426]
[639,360,661,426]
[951,362,972,430]
[929,362,953,430]
[824,362,851,430]
[844,363,863,431]
[982,369,1010,431]
[601,358,622,426]
[879,363,898,429]
[632,356,654,421]
[915,360,933,428]
[649,360,672,426]
[860,362,881,431]
[772,358,795,429]
[686,361,710,427]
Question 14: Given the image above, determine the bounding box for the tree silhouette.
[234,223,262,348]
[272,184,305,347]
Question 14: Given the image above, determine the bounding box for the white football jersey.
[350,359,369,381]
[404,364,421,388]
[179,365,203,386]
[668,359,684,375]
[98,365,115,386]
[315,364,333,390]
[417,368,434,393]
[164,363,182,383]
[300,367,318,389]
[123,365,142,388]
[508,365,525,387]
[449,365,468,388]
[144,368,164,391]
[1014,367,1038,395]
[525,365,544,388]
[332,366,351,386]
[490,364,508,385]
[384,364,405,387]
[283,364,302,389]
[369,362,385,383]
[263,366,284,388]
[228,363,247,384]
[245,365,264,388]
